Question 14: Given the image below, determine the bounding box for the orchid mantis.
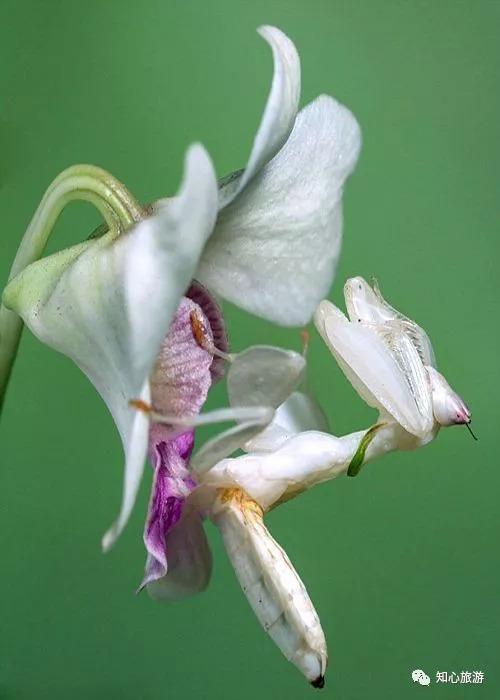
[0,17,472,691]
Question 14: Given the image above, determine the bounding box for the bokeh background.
[1,1,498,698]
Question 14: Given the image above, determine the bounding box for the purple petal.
[140,431,197,589]
[150,297,214,421]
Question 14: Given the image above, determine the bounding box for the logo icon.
[412,669,431,686]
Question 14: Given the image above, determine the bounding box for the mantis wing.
[314,301,433,438]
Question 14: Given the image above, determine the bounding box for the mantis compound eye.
[426,366,472,428]
[343,276,381,323]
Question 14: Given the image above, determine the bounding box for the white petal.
[190,417,272,475]
[146,510,212,602]
[314,301,433,437]
[218,26,300,208]
[244,390,329,453]
[198,95,361,326]
[3,144,219,548]
[125,145,219,393]
[102,381,151,551]
[191,346,305,473]
[212,491,327,686]
[228,345,305,409]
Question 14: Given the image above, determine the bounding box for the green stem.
[0,164,144,416]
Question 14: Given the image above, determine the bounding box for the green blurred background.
[1,1,498,698]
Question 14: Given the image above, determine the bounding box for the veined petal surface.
[141,430,212,600]
[244,390,329,453]
[198,96,361,326]
[190,346,305,473]
[3,144,219,548]
[218,25,300,208]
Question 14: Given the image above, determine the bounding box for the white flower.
[1,27,360,552]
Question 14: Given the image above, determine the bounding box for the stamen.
[189,309,233,363]
[465,422,478,441]
[129,398,152,413]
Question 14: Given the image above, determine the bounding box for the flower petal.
[125,144,219,395]
[146,509,212,601]
[244,390,329,453]
[197,95,361,326]
[228,345,305,409]
[3,144,219,548]
[190,415,272,475]
[218,25,300,208]
[314,300,433,437]
[149,296,214,420]
[190,346,305,473]
[140,432,197,589]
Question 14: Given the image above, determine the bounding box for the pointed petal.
[102,381,151,551]
[198,95,361,326]
[244,390,329,453]
[125,144,219,394]
[314,301,433,437]
[218,25,300,208]
[191,346,305,473]
[190,415,272,475]
[212,490,327,686]
[4,144,219,548]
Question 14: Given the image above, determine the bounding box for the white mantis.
[182,276,473,687]
[315,276,473,443]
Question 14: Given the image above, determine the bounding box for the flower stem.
[0,164,144,416]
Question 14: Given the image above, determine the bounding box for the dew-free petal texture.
[3,144,219,548]
[191,346,305,473]
[314,301,433,437]
[198,95,361,326]
[125,145,219,393]
[244,390,329,453]
[149,296,214,420]
[228,345,305,409]
[140,432,199,591]
[190,414,273,475]
[218,25,300,208]
[146,510,212,601]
